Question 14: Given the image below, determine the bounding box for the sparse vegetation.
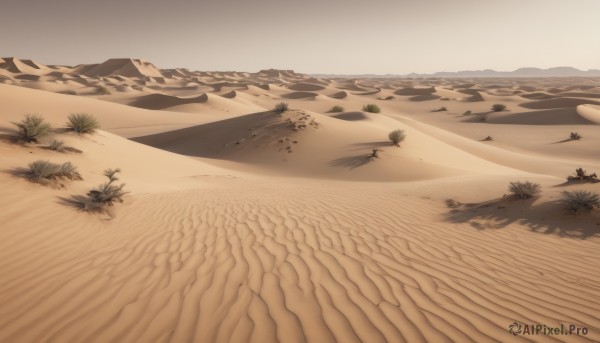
[508,181,541,199]
[48,139,66,152]
[463,110,472,115]
[362,104,381,113]
[28,160,82,183]
[67,113,100,134]
[388,129,406,147]
[562,190,600,214]
[567,168,598,183]
[61,90,77,95]
[370,148,380,159]
[433,107,447,112]
[492,104,506,112]
[85,168,128,211]
[274,102,289,112]
[96,85,111,95]
[329,105,344,113]
[383,96,395,100]
[11,114,52,143]
[482,136,493,141]
[570,132,582,140]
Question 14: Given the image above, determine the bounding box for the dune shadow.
[329,154,373,169]
[349,141,392,149]
[444,197,600,239]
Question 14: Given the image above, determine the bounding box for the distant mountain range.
[312,67,600,79]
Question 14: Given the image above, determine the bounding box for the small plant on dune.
[329,105,344,113]
[274,102,289,113]
[28,160,82,184]
[562,190,600,214]
[383,96,395,100]
[363,104,381,113]
[48,139,66,152]
[569,132,582,140]
[491,104,506,112]
[482,135,493,141]
[463,110,472,115]
[508,181,541,199]
[96,85,111,95]
[388,129,406,147]
[433,107,447,112]
[567,168,598,183]
[370,148,380,160]
[61,90,77,96]
[11,114,52,143]
[85,168,128,211]
[67,113,100,134]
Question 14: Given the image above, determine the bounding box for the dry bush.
[84,168,128,211]
[363,104,381,113]
[11,114,52,143]
[96,85,111,95]
[67,113,100,134]
[329,106,344,113]
[388,129,406,147]
[274,102,289,112]
[491,104,506,112]
[562,190,600,214]
[570,132,582,140]
[48,139,66,152]
[508,181,541,199]
[28,160,82,184]
[567,168,598,183]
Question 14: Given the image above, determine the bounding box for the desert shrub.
[370,148,379,159]
[11,114,52,143]
[508,181,541,199]
[433,107,447,112]
[28,160,82,182]
[48,139,66,152]
[363,104,381,113]
[388,129,406,147]
[482,135,493,141]
[329,106,344,113]
[61,90,77,95]
[85,168,128,210]
[67,113,100,134]
[567,168,598,183]
[570,132,582,140]
[96,85,111,95]
[562,190,600,214]
[274,102,289,112]
[491,104,506,112]
[463,110,472,115]
[384,96,395,100]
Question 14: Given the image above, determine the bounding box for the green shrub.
[85,168,128,210]
[562,190,600,214]
[388,129,406,147]
[274,102,289,112]
[67,113,100,134]
[28,160,82,182]
[363,104,381,113]
[11,114,52,143]
[491,104,506,112]
[508,181,541,199]
[96,85,111,95]
[329,106,344,113]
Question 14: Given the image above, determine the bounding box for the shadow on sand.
[444,197,600,239]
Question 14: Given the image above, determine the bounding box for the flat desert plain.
[1,58,599,342]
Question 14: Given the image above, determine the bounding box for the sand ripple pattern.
[1,186,599,343]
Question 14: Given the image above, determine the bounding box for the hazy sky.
[1,0,599,74]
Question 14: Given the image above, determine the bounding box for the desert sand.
[1,58,599,342]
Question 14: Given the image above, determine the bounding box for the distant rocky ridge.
[312,67,600,79]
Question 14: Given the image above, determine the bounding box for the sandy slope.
[1,61,600,342]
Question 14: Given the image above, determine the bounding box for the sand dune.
[1,60,600,343]
[83,58,164,78]
[520,97,600,109]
